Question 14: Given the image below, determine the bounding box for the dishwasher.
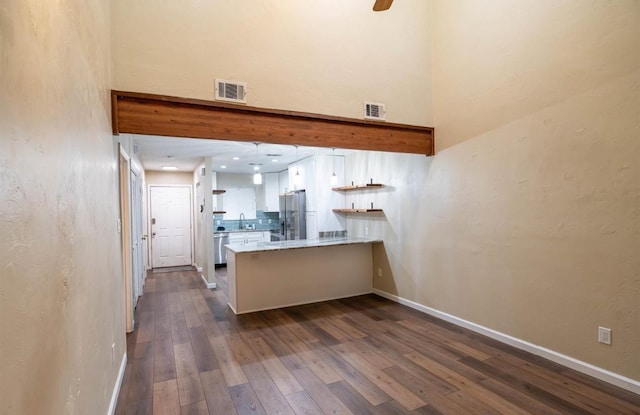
[214,232,229,267]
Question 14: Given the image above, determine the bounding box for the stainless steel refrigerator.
[279,190,306,240]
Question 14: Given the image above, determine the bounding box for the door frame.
[147,184,194,269]
[118,144,134,333]
[129,163,145,304]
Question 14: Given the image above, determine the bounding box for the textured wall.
[111,0,433,126]
[347,1,640,381]
[0,1,125,414]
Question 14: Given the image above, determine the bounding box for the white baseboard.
[107,353,127,415]
[194,262,203,273]
[372,288,640,395]
[201,273,217,289]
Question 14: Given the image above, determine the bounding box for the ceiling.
[131,134,353,174]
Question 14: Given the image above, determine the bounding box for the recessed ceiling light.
[232,157,239,160]
[272,159,278,163]
[220,165,227,169]
[253,166,260,171]
[161,166,178,171]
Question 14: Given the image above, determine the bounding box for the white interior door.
[150,186,192,268]
[130,167,144,303]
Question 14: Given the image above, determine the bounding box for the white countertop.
[225,236,382,253]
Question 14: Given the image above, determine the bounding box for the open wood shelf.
[212,189,226,195]
[333,208,383,213]
[213,211,226,214]
[332,184,384,191]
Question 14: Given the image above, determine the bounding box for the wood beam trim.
[111,90,434,155]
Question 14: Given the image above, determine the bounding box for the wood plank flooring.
[115,269,640,415]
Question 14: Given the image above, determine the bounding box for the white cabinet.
[288,155,346,235]
[289,156,316,211]
[278,170,289,194]
[223,188,256,220]
[229,231,267,244]
[306,211,318,240]
[263,173,279,212]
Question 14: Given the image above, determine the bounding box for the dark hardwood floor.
[115,269,639,415]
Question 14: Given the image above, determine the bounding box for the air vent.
[215,79,247,104]
[364,101,385,121]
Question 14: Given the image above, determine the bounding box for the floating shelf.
[333,208,383,213]
[332,183,384,191]
[212,189,226,195]
[213,211,227,214]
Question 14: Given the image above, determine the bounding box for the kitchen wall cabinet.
[223,187,256,220]
[306,211,318,240]
[278,170,289,194]
[263,173,279,212]
[288,155,346,236]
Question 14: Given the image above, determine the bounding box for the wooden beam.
[111,90,434,155]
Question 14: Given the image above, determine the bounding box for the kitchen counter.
[226,237,381,314]
[225,236,381,253]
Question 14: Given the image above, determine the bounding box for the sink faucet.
[239,213,245,230]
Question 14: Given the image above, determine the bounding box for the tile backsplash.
[214,210,279,231]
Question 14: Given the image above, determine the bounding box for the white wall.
[1,1,125,414]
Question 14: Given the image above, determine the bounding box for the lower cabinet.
[229,231,271,244]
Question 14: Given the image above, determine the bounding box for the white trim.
[194,263,203,273]
[148,184,194,269]
[107,353,127,415]
[201,273,217,289]
[372,288,640,395]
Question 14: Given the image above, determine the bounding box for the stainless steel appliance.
[279,190,306,240]
[214,232,229,266]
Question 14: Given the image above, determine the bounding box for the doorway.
[130,165,145,302]
[149,185,193,268]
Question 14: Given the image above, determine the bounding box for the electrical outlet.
[598,327,612,345]
[365,226,369,236]
[377,268,383,278]
[259,219,262,224]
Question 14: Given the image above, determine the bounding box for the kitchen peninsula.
[225,237,381,314]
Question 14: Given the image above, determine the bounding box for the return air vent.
[215,79,247,104]
[364,102,385,121]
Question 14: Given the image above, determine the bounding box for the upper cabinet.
[288,155,346,235]
[263,173,280,212]
[278,170,289,194]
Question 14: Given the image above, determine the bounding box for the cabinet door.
[306,211,318,240]
[278,170,289,194]
[264,173,280,212]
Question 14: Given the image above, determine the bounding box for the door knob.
[152,232,156,237]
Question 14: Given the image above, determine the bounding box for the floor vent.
[364,101,385,121]
[215,79,247,104]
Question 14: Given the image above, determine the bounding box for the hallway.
[115,270,639,414]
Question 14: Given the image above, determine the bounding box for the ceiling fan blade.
[373,0,393,11]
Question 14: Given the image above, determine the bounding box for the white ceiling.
[131,134,353,174]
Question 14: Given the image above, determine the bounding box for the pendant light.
[253,142,263,185]
[330,147,338,186]
[294,145,301,187]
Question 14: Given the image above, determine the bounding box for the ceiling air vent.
[364,101,385,121]
[215,79,247,104]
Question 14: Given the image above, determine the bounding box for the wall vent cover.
[364,102,385,121]
[215,79,247,103]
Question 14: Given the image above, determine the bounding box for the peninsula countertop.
[225,236,382,254]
